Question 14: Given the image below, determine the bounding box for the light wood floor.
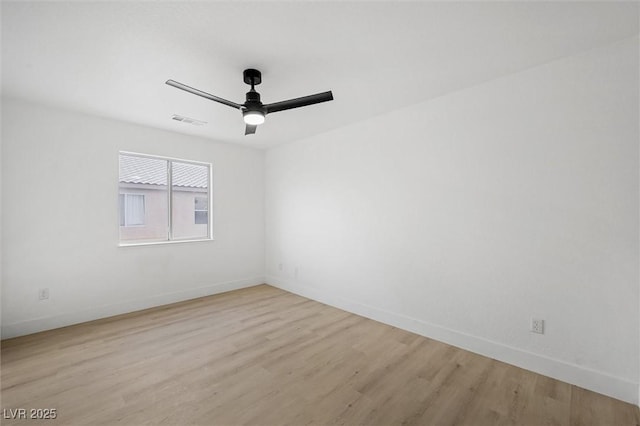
[2,285,638,426]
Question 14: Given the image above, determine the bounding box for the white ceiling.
[2,1,638,149]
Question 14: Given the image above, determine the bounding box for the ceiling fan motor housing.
[244,93,265,117]
[245,90,261,104]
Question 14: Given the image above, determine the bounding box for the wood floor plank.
[1,284,638,425]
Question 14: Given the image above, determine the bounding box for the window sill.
[118,238,214,247]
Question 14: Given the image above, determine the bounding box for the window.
[194,196,208,225]
[118,152,211,244]
[119,194,145,226]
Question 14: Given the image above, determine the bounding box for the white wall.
[1,99,265,338]
[265,37,639,404]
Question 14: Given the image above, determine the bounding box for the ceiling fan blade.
[166,79,242,109]
[245,124,258,135]
[265,91,333,114]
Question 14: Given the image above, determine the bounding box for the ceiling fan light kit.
[243,110,265,125]
[166,68,333,136]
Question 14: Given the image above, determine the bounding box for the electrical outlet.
[531,318,544,334]
[278,263,283,272]
[38,288,50,300]
[294,267,299,279]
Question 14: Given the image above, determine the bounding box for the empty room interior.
[1,1,639,425]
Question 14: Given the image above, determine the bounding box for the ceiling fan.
[166,69,334,135]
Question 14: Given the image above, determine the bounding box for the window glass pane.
[171,162,209,240]
[119,154,169,243]
[194,210,208,225]
[194,196,208,211]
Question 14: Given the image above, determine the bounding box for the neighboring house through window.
[118,152,211,244]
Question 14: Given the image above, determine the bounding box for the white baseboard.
[2,276,265,339]
[267,275,639,406]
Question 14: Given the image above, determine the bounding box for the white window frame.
[118,151,213,247]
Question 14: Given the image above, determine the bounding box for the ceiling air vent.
[171,114,207,126]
